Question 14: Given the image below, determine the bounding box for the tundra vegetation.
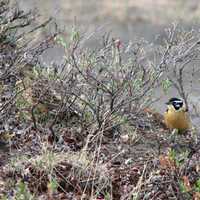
[0,1,200,199]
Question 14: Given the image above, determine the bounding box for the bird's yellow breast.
[164,106,190,131]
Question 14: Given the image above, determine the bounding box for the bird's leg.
[170,129,178,143]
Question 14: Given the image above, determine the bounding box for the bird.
[164,97,191,132]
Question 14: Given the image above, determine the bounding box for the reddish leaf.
[182,176,192,192]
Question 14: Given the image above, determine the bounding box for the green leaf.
[179,180,187,193]
[71,28,80,41]
[162,78,172,94]
[55,35,68,49]
[168,148,176,161]
[195,179,200,192]
[48,177,58,193]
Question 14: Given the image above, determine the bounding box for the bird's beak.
[165,101,170,105]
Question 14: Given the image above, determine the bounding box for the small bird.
[164,97,191,132]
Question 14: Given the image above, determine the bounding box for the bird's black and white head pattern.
[166,97,183,110]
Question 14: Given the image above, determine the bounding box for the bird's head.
[166,97,184,111]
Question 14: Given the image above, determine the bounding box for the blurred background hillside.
[15,0,200,42]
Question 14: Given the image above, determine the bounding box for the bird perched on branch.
[164,97,191,132]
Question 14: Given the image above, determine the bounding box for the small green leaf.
[71,28,80,41]
[55,35,68,49]
[195,179,200,192]
[168,148,176,161]
[48,177,58,193]
[162,78,172,93]
[179,180,187,193]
